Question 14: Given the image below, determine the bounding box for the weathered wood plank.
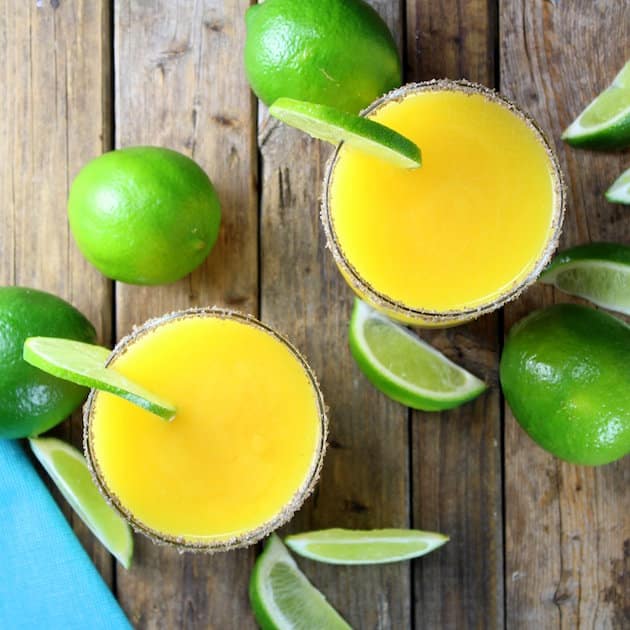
[406,2,505,628]
[0,0,113,583]
[114,1,258,627]
[501,1,629,627]
[259,2,411,628]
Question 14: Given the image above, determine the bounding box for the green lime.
[245,0,401,114]
[349,300,486,411]
[68,146,221,285]
[285,529,448,565]
[23,337,176,421]
[539,243,630,315]
[269,98,421,168]
[562,60,630,149]
[606,167,630,204]
[500,304,630,466]
[29,437,133,568]
[249,534,351,630]
[0,287,96,439]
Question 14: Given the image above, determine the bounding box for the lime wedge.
[269,98,421,169]
[29,437,133,568]
[23,337,176,421]
[285,529,448,565]
[562,60,630,149]
[539,242,630,315]
[250,534,351,630]
[606,168,630,204]
[348,300,486,411]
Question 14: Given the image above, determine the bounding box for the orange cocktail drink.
[322,80,564,326]
[84,308,326,551]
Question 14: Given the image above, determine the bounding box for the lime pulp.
[29,437,133,568]
[539,243,630,315]
[348,300,486,411]
[23,337,176,421]
[249,534,351,630]
[606,167,630,204]
[562,60,630,149]
[285,528,448,565]
[269,98,421,168]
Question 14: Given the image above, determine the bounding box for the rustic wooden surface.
[407,2,504,627]
[501,2,630,629]
[1,1,628,628]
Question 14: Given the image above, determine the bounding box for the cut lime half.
[539,242,630,315]
[269,98,421,169]
[249,534,351,630]
[348,300,486,411]
[24,337,176,421]
[29,437,133,568]
[562,60,630,149]
[606,168,630,204]
[285,528,448,565]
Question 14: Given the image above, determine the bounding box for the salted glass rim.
[321,79,566,324]
[83,306,328,553]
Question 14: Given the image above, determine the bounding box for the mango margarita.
[84,309,326,550]
[322,80,564,325]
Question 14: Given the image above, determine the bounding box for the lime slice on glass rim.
[562,60,630,149]
[249,534,351,630]
[29,437,133,568]
[348,300,486,411]
[23,337,176,421]
[606,168,630,204]
[269,98,421,169]
[285,528,448,565]
[539,242,630,315]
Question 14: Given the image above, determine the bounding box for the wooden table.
[2,1,628,628]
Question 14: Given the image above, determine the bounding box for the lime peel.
[269,98,421,169]
[349,300,486,411]
[29,437,133,569]
[285,528,448,565]
[23,337,176,421]
[249,534,351,630]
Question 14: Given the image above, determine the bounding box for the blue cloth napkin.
[0,440,131,630]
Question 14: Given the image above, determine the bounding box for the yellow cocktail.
[322,80,564,326]
[84,308,326,551]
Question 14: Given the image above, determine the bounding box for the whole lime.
[68,146,221,285]
[0,287,96,439]
[244,0,401,114]
[500,303,630,466]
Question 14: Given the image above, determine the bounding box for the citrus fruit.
[285,529,448,565]
[539,242,630,315]
[349,300,486,411]
[562,60,630,149]
[269,98,421,168]
[23,338,176,421]
[29,437,133,568]
[68,146,221,285]
[0,287,96,439]
[244,0,401,114]
[606,167,630,204]
[249,534,351,630]
[500,304,630,466]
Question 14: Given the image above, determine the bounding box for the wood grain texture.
[406,2,505,628]
[501,0,630,627]
[258,2,411,628]
[0,0,113,583]
[113,1,258,627]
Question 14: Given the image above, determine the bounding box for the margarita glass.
[84,308,327,552]
[322,80,565,326]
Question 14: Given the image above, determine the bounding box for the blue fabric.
[0,440,131,630]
